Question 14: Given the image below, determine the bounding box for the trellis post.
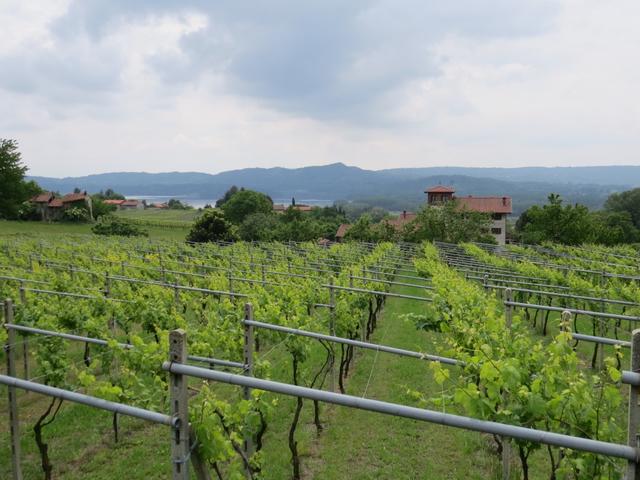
[243,303,255,468]
[169,329,190,480]
[329,276,336,392]
[502,288,513,480]
[626,329,640,480]
[18,287,28,380]
[4,299,23,480]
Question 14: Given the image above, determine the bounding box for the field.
[0,234,639,479]
[113,208,201,224]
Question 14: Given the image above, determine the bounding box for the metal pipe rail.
[0,275,48,285]
[505,301,640,322]
[485,284,640,307]
[22,287,134,304]
[572,333,631,348]
[349,275,433,290]
[243,319,461,366]
[3,323,245,369]
[324,284,433,302]
[162,362,640,462]
[109,275,248,298]
[0,374,174,426]
[466,275,572,291]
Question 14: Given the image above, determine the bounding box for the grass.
[304,281,497,480]
[0,220,190,242]
[114,208,201,223]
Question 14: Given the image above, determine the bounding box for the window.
[491,227,502,234]
[491,213,503,220]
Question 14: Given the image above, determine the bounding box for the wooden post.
[329,277,336,392]
[169,329,190,480]
[560,310,572,333]
[243,303,255,466]
[483,274,489,292]
[5,299,23,480]
[627,329,640,479]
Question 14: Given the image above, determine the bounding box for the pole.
[4,299,23,480]
[329,277,336,392]
[18,287,28,380]
[502,288,512,480]
[626,329,640,479]
[169,330,190,480]
[243,303,255,471]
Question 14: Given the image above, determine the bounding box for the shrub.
[187,209,237,243]
[92,215,148,237]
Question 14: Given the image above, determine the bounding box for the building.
[30,191,93,221]
[335,223,352,242]
[103,199,125,207]
[425,185,512,245]
[120,199,144,210]
[335,211,416,242]
[273,203,313,213]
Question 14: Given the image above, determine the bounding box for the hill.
[29,163,635,215]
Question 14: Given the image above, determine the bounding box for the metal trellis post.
[4,299,23,480]
[626,329,640,480]
[243,303,255,470]
[169,329,190,480]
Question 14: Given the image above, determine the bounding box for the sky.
[1,0,639,177]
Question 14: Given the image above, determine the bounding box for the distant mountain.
[29,163,637,216]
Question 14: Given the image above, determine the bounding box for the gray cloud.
[5,0,559,122]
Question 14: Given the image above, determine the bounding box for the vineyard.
[1,235,640,479]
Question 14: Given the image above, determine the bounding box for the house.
[382,210,416,230]
[335,223,352,242]
[120,199,144,210]
[103,199,125,207]
[273,203,313,213]
[148,202,169,209]
[425,185,512,245]
[30,191,93,221]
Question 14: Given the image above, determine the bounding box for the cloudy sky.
[2,1,639,177]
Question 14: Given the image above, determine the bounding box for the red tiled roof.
[121,200,140,206]
[149,203,169,209]
[425,185,455,193]
[104,199,125,205]
[31,192,54,203]
[49,198,64,208]
[384,212,417,229]
[336,223,351,238]
[456,196,512,214]
[62,192,89,203]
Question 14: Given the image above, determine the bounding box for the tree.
[605,188,640,229]
[91,197,117,219]
[187,210,237,243]
[167,198,192,210]
[402,200,494,244]
[0,139,41,219]
[516,194,594,245]
[215,185,240,208]
[94,189,125,200]
[238,213,279,241]
[344,214,376,242]
[221,189,273,224]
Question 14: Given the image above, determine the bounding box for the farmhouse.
[425,185,512,245]
[30,191,93,221]
[273,203,313,213]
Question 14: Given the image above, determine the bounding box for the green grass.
[114,208,201,223]
[0,220,190,242]
[305,282,498,480]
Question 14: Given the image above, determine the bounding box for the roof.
[425,185,456,193]
[49,198,64,208]
[103,199,125,205]
[61,192,89,203]
[273,204,286,212]
[31,192,54,203]
[456,196,512,214]
[149,203,169,208]
[121,200,140,206]
[336,223,352,238]
[384,212,417,229]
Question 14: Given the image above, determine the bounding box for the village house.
[273,203,313,213]
[30,191,93,221]
[425,185,512,245]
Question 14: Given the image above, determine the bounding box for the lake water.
[127,195,333,209]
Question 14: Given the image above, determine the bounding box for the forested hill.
[29,163,638,215]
